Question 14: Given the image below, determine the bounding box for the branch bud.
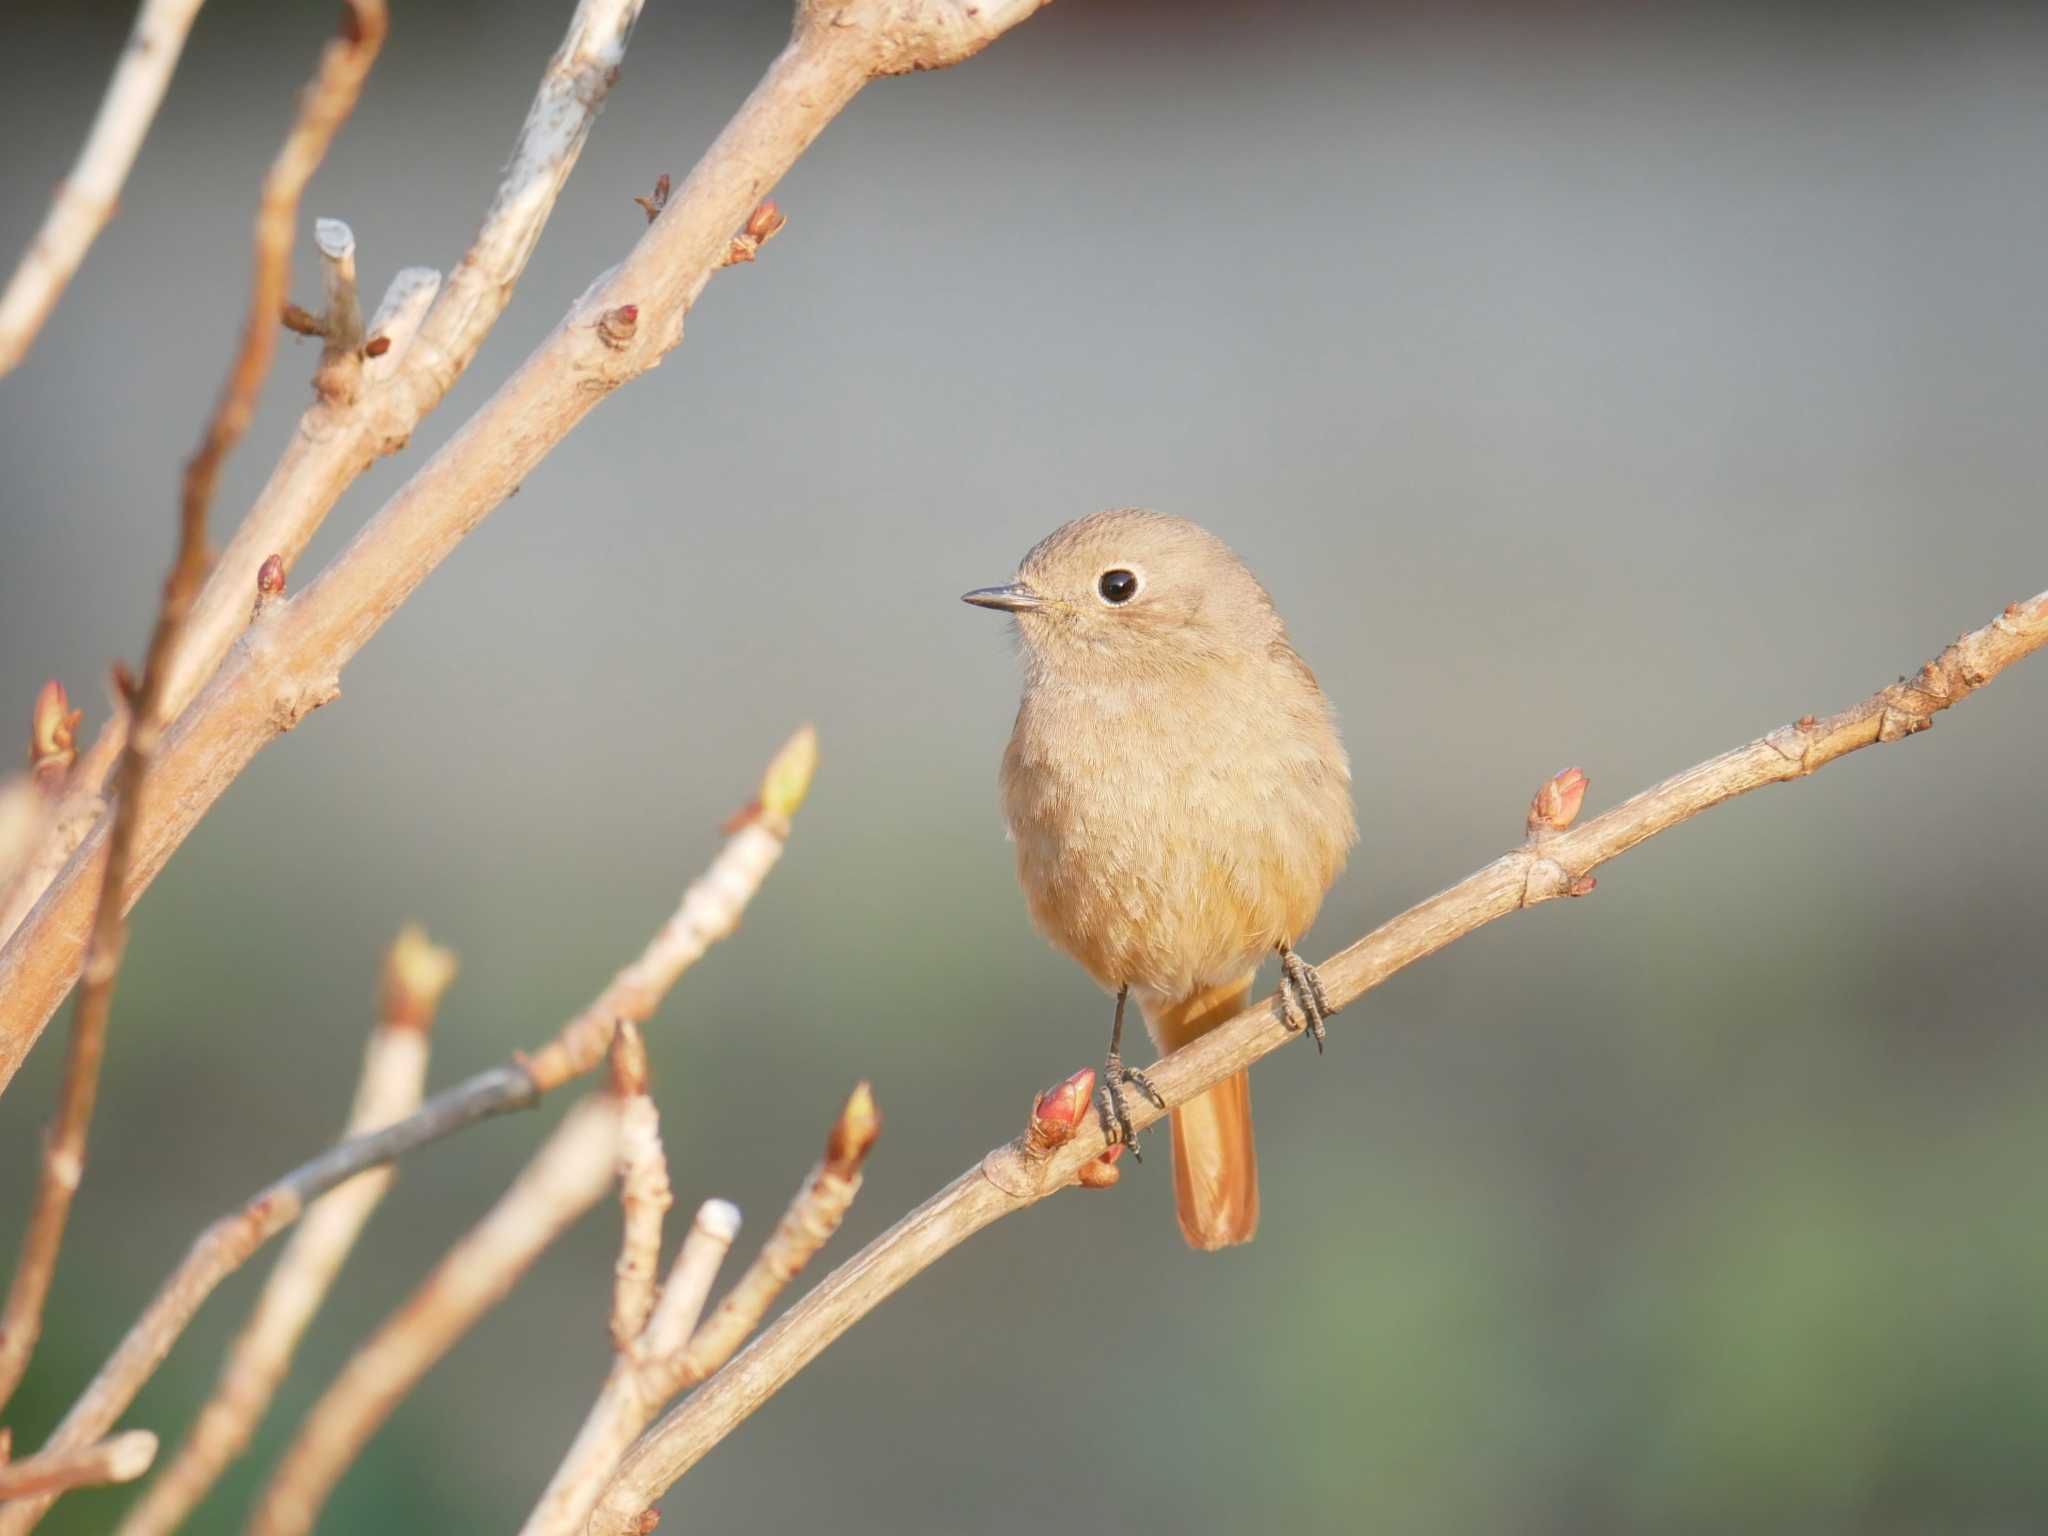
[29,679,81,788]
[1527,766,1589,835]
[1026,1066,1095,1154]
[379,923,459,1031]
[1075,1143,1125,1189]
[609,1017,653,1098]
[824,1080,882,1179]
[597,304,640,349]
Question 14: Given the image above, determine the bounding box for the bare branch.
[0,0,388,1417]
[0,737,810,1530]
[243,1090,625,1536]
[587,588,2048,1531]
[526,1087,877,1536]
[150,0,648,733]
[111,928,454,1536]
[0,0,209,376]
[0,0,1048,1093]
[0,0,647,972]
[607,1023,669,1354]
[0,1431,156,1503]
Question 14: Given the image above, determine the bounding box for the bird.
[964,509,1356,1249]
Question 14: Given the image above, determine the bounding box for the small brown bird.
[965,510,1356,1249]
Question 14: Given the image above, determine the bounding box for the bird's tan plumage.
[981,509,1356,1249]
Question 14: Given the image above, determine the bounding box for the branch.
[244,1087,626,1536]
[0,0,647,968]
[0,0,209,376]
[0,0,1049,1097]
[111,928,454,1536]
[0,737,810,1531]
[524,1086,879,1536]
[0,0,387,1417]
[587,587,2048,1531]
[0,1431,156,1503]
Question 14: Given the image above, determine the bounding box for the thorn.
[597,304,639,349]
[824,1081,882,1179]
[110,660,138,708]
[362,334,391,358]
[1527,765,1589,835]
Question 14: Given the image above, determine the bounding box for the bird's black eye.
[1097,568,1139,605]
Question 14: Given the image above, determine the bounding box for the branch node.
[597,304,640,349]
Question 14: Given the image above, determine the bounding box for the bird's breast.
[999,664,1354,1001]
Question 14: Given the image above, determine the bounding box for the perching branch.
[244,1086,628,1536]
[0,735,811,1532]
[587,588,2048,1532]
[0,0,1049,1097]
[112,928,455,1536]
[0,0,387,1419]
[0,0,210,376]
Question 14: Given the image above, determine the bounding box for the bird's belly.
[1005,770,1322,1001]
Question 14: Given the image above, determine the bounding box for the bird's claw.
[1096,1051,1165,1160]
[1277,945,1333,1052]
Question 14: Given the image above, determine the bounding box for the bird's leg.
[1276,943,1333,1053]
[1097,985,1166,1160]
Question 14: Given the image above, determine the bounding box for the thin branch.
[243,1088,626,1536]
[0,0,646,970]
[0,0,387,1418]
[0,0,1049,1096]
[587,588,2048,1531]
[524,1087,878,1536]
[607,1023,669,1354]
[0,737,811,1531]
[112,928,455,1536]
[0,1431,156,1503]
[0,0,210,376]
[150,0,649,736]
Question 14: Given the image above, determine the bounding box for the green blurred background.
[3,1,2047,1531]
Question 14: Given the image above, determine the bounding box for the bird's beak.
[961,582,1046,613]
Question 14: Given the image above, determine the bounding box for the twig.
[243,1087,627,1536]
[586,589,2048,1531]
[0,0,1050,1095]
[607,1023,670,1354]
[0,0,388,1419]
[525,1087,878,1536]
[151,0,648,733]
[0,1431,156,1502]
[0,0,647,970]
[0,736,810,1532]
[0,0,210,376]
[112,928,455,1536]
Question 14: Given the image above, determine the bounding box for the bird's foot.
[1277,944,1333,1052]
[1096,1050,1166,1161]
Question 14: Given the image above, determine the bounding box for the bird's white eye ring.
[1097,567,1141,605]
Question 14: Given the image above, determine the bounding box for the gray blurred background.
[3,1,2047,1531]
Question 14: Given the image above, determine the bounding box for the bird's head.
[962,509,1282,683]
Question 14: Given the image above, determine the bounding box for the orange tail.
[1143,974,1258,1251]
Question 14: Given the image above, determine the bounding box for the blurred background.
[3,0,2046,1531]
